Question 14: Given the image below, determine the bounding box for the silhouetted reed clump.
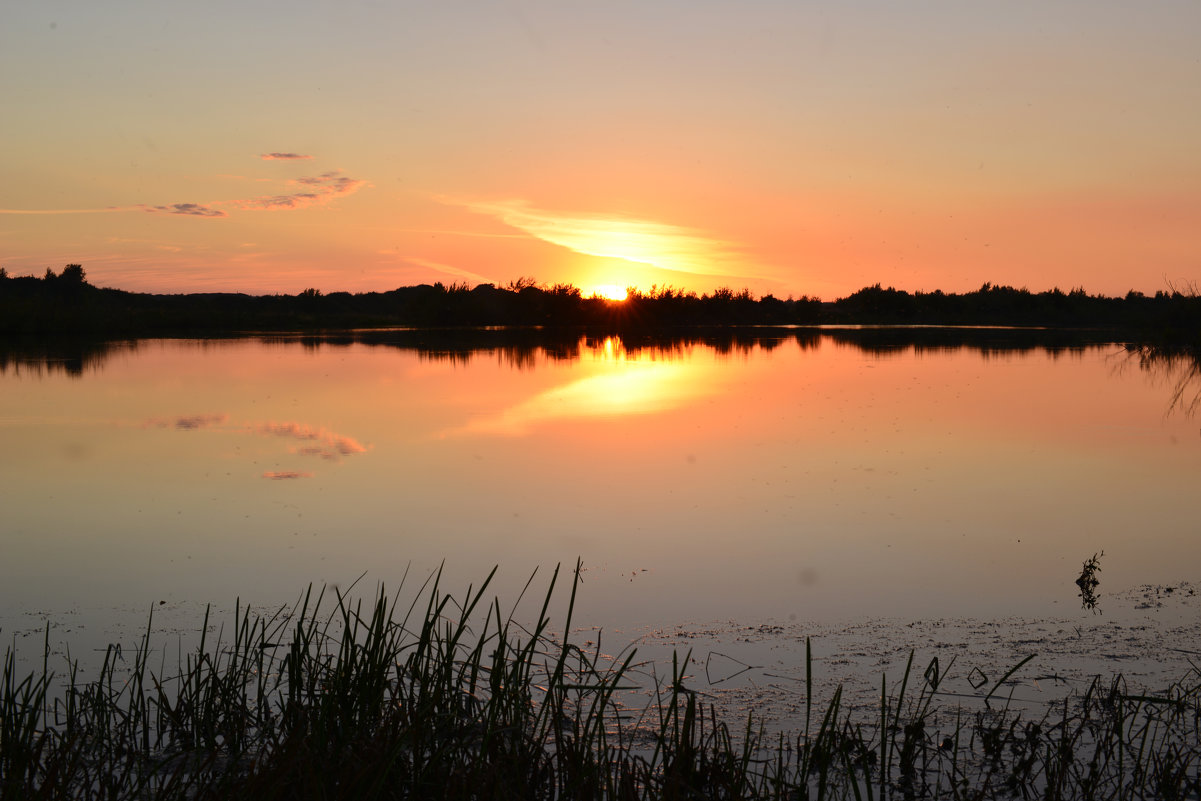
[2,564,1199,800]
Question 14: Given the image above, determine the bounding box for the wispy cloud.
[233,171,367,211]
[144,203,227,218]
[456,199,744,278]
[262,471,313,480]
[2,162,365,219]
[0,207,135,215]
[260,152,313,160]
[2,203,226,218]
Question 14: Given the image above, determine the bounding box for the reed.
[2,562,1198,800]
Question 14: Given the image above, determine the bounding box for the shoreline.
[5,580,1195,734]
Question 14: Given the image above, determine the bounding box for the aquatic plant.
[2,563,1199,799]
[1077,551,1104,613]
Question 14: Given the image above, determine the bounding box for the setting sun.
[589,284,629,301]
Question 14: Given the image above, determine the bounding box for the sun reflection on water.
[445,336,713,436]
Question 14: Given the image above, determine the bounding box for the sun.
[590,284,629,301]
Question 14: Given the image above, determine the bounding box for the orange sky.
[2,2,1199,299]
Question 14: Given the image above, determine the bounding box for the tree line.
[1,265,1198,340]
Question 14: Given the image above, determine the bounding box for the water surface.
[2,330,1197,644]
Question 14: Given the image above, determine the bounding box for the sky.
[2,1,1199,299]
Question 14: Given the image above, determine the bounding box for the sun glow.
[459,199,742,279]
[590,284,629,301]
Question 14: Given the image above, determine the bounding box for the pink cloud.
[260,152,313,160]
[144,203,227,218]
[234,171,367,211]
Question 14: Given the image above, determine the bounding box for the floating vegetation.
[2,562,1199,800]
[1077,551,1104,613]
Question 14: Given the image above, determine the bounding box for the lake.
[2,328,1199,701]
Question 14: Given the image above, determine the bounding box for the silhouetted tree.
[60,264,86,284]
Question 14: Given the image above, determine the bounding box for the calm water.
[1,329,1198,644]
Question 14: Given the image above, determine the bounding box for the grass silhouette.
[3,563,1199,799]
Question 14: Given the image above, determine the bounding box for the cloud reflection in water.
[255,421,368,461]
[144,413,229,430]
[141,413,368,477]
[262,470,314,480]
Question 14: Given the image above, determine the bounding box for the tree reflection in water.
[6,330,1201,421]
[1124,343,1201,418]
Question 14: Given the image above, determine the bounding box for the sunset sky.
[2,2,1199,299]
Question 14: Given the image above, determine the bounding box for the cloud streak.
[0,205,226,217]
[260,152,313,160]
[458,199,746,278]
[233,171,367,211]
[2,162,364,219]
[144,203,227,218]
[0,207,135,215]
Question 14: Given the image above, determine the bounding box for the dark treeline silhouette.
[2,265,1199,341]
